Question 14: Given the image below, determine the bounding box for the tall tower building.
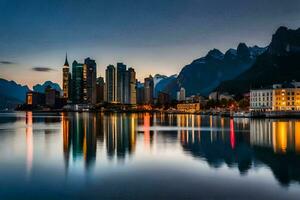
[83,58,97,104]
[144,75,154,104]
[72,60,84,104]
[116,62,126,103]
[105,65,116,103]
[124,70,130,104]
[62,53,71,100]
[96,76,105,103]
[128,68,136,104]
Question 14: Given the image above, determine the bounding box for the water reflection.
[15,112,300,192]
[62,112,137,170]
[179,115,300,186]
[25,112,33,177]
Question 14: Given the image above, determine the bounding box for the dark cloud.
[0,61,15,65]
[32,67,54,72]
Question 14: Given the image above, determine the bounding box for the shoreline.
[8,108,300,119]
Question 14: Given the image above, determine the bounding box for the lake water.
[0,112,300,199]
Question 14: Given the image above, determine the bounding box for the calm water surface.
[0,112,300,199]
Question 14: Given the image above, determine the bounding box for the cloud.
[0,61,15,65]
[32,67,55,72]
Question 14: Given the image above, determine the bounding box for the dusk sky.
[0,0,299,88]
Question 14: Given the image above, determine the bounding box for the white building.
[250,88,273,111]
[177,87,186,101]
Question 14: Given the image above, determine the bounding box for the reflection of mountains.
[180,118,300,186]
[180,119,253,174]
[62,113,137,170]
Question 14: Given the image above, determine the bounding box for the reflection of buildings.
[62,113,97,170]
[25,112,33,176]
[62,113,137,169]
[104,113,137,159]
[180,116,251,173]
[250,120,300,154]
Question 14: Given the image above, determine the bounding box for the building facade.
[105,65,116,103]
[96,76,105,103]
[72,60,84,104]
[273,87,300,111]
[129,68,137,105]
[116,62,127,103]
[250,82,300,112]
[144,75,154,104]
[250,89,273,111]
[62,54,71,100]
[45,86,60,107]
[83,58,97,104]
[177,103,201,113]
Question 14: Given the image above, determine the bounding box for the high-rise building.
[45,85,60,107]
[105,65,116,103]
[177,87,186,101]
[124,70,130,104]
[83,58,97,104]
[62,53,71,100]
[128,68,136,104]
[116,62,127,103]
[96,76,105,103]
[144,75,154,104]
[72,60,84,104]
[136,82,144,105]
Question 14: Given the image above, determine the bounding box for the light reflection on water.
[0,112,300,199]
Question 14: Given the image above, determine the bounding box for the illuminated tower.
[62,53,71,100]
[83,57,97,104]
[72,60,84,104]
[105,65,116,103]
[144,75,154,104]
[128,68,136,104]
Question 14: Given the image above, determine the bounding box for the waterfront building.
[45,86,60,107]
[105,65,116,103]
[144,75,154,104]
[83,58,97,104]
[96,76,105,103]
[128,68,136,105]
[177,103,201,113]
[124,70,130,104]
[72,60,84,104]
[136,82,144,105]
[62,53,71,100]
[250,82,300,112]
[26,91,45,106]
[116,62,127,103]
[250,88,273,111]
[177,87,186,101]
[272,84,300,111]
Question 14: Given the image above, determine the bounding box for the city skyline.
[1,0,300,88]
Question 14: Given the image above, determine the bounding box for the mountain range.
[33,81,61,93]
[158,26,300,97]
[217,26,300,95]
[0,80,61,110]
[0,78,30,110]
[160,43,266,96]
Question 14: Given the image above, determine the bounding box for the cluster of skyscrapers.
[62,54,155,106]
[63,55,97,105]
